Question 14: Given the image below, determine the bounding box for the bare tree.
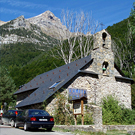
[52,10,100,64]
[111,20,134,77]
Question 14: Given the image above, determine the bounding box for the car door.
[17,110,27,126]
[22,110,29,123]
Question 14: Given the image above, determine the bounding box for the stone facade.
[91,30,114,76]
[46,72,131,116]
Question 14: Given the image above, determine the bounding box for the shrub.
[53,92,74,125]
[102,95,135,125]
[53,92,93,125]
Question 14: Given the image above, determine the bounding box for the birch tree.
[52,10,100,64]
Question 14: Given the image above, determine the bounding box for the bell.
[102,67,106,71]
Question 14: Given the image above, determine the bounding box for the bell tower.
[91,29,114,76]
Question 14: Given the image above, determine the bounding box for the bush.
[102,95,135,125]
[53,92,74,125]
[77,112,93,125]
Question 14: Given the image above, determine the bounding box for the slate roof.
[15,55,92,108]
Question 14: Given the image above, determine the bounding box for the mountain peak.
[27,10,71,39]
[43,10,55,20]
[32,10,59,22]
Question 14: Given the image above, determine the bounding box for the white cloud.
[0,0,62,11]
[0,0,48,9]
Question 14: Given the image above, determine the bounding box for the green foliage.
[106,18,135,78]
[8,99,17,110]
[102,95,135,125]
[0,43,42,67]
[0,66,16,108]
[131,74,135,109]
[53,92,93,125]
[53,92,74,125]
[129,2,135,34]
[9,51,64,88]
[76,112,93,125]
[42,100,47,111]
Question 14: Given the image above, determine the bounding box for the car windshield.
[29,110,50,116]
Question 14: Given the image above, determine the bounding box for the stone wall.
[97,75,131,109]
[46,72,131,114]
[54,125,135,133]
[68,74,131,108]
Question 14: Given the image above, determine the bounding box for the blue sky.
[0,0,134,29]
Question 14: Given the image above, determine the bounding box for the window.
[29,110,50,116]
[102,32,107,47]
[49,81,61,89]
[102,32,107,41]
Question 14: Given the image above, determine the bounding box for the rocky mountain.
[0,20,7,26]
[0,11,71,47]
[27,10,71,39]
[0,14,59,47]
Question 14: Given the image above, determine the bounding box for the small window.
[102,32,107,41]
[49,81,61,89]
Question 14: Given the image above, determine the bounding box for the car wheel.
[47,128,52,131]
[15,122,19,128]
[10,120,15,127]
[24,123,29,131]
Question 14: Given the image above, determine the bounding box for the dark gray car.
[15,109,54,131]
[1,110,23,127]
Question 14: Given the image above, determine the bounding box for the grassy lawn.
[53,127,130,135]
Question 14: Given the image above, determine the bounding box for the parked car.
[15,109,54,131]
[1,110,23,127]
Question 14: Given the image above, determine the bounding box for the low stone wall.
[54,125,102,132]
[103,125,135,131]
[54,125,135,133]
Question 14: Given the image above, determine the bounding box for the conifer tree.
[0,66,16,108]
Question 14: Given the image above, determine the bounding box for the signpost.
[68,88,87,125]
[73,98,87,125]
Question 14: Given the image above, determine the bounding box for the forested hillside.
[106,17,135,78]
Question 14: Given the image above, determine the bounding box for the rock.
[0,20,7,26]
